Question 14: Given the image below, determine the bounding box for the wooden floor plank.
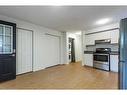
[0,62,118,89]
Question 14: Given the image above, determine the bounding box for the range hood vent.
[95,39,111,44]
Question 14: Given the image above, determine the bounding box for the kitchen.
[0,6,127,89]
[83,22,119,72]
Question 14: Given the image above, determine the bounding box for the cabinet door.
[94,31,111,40]
[110,29,119,44]
[85,35,94,45]
[85,31,111,46]
[84,54,93,67]
[110,55,118,72]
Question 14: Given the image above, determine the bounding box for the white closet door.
[16,28,33,75]
[45,35,60,67]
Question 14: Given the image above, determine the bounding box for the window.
[0,24,13,54]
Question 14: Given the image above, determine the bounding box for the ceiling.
[0,6,127,32]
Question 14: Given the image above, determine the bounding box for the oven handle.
[93,61,109,65]
[93,53,109,55]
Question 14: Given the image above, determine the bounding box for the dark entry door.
[0,20,16,82]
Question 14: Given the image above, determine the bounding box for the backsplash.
[86,44,118,51]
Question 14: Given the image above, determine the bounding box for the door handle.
[13,49,16,53]
[10,54,15,57]
[119,61,125,62]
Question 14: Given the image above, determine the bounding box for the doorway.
[69,37,75,63]
[67,32,82,64]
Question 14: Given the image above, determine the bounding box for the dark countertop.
[110,51,119,55]
[84,51,94,54]
[84,51,119,55]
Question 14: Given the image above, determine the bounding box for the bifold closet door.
[16,28,33,75]
[45,35,60,67]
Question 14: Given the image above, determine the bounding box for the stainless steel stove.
[93,48,111,71]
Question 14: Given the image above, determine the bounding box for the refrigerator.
[119,18,127,89]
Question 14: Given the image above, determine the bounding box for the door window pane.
[5,36,11,45]
[0,35,3,53]
[0,41,2,52]
[0,41,2,47]
[5,26,11,36]
[0,25,3,35]
[0,45,2,52]
[0,25,13,54]
[3,45,11,53]
[0,35,3,42]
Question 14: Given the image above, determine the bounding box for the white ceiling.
[0,6,127,32]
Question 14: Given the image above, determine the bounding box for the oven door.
[93,53,109,65]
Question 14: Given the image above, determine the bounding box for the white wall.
[61,32,68,64]
[84,23,119,34]
[75,35,82,61]
[66,32,82,63]
[81,31,85,66]
[0,14,66,72]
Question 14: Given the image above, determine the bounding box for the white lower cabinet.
[110,55,118,72]
[110,29,119,44]
[84,54,93,67]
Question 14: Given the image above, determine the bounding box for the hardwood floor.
[0,62,118,89]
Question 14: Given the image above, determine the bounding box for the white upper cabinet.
[94,31,111,40]
[84,29,119,46]
[110,29,119,44]
[85,31,111,46]
[85,34,95,45]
